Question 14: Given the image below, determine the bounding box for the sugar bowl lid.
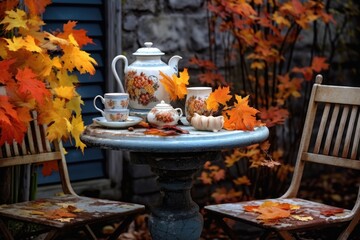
[152,100,173,110]
[133,42,165,56]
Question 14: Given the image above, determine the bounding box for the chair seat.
[0,194,145,229]
[205,198,351,231]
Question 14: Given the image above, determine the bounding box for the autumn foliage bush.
[0,0,96,151]
[191,0,357,204]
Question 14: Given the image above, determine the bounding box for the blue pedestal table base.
[130,151,220,240]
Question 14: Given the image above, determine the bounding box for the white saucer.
[93,116,142,128]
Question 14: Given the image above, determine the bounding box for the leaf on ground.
[256,206,291,220]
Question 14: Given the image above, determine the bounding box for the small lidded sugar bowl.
[147,100,183,126]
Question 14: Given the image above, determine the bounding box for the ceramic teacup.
[93,93,129,111]
[185,87,212,122]
[98,109,129,122]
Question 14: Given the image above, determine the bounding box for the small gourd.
[190,113,224,132]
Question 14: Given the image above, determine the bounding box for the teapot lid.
[133,42,165,56]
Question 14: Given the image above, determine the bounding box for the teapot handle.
[111,55,128,93]
[175,108,183,117]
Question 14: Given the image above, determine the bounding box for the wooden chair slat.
[314,103,330,154]
[315,85,360,105]
[332,105,349,156]
[351,116,360,160]
[302,152,360,170]
[343,106,358,158]
[323,104,340,155]
[0,152,63,167]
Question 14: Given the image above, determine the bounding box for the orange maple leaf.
[311,56,329,72]
[57,21,94,48]
[24,0,51,15]
[206,86,232,112]
[256,206,291,220]
[159,68,189,101]
[0,0,19,19]
[0,96,28,144]
[223,95,261,131]
[15,67,50,105]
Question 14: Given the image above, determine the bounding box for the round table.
[81,124,269,240]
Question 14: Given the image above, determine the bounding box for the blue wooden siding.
[38,0,106,185]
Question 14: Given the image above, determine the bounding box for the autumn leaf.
[206,86,232,112]
[41,160,59,177]
[223,95,261,131]
[54,86,75,100]
[25,0,51,15]
[159,68,189,101]
[66,115,86,152]
[15,67,50,105]
[61,42,97,75]
[311,56,329,72]
[57,21,94,48]
[0,9,27,31]
[211,187,242,204]
[233,176,251,186]
[259,107,289,127]
[257,206,290,220]
[320,208,344,216]
[198,172,212,185]
[0,59,15,84]
[0,0,19,19]
[291,215,313,221]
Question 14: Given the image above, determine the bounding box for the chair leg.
[43,229,62,240]
[337,214,360,240]
[0,218,14,240]
[211,215,238,240]
[83,224,97,240]
[107,215,134,240]
[277,230,295,240]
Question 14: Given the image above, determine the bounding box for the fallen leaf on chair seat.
[30,210,45,215]
[291,215,313,221]
[320,208,344,216]
[54,218,74,222]
[44,208,77,219]
[256,206,291,220]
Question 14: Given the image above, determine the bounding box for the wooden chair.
[204,75,360,240]
[0,111,145,240]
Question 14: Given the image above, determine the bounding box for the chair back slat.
[323,104,340,155]
[332,106,349,156]
[313,103,330,154]
[342,106,358,158]
[351,117,360,160]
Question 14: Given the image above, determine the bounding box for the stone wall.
[122,0,208,71]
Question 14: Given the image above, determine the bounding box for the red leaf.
[24,0,51,15]
[41,160,59,177]
[320,208,344,217]
[15,67,50,105]
[0,59,15,84]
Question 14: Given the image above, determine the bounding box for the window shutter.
[39,0,106,184]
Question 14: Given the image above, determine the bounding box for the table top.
[81,123,269,153]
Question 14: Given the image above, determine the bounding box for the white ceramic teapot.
[147,100,183,127]
[111,42,182,110]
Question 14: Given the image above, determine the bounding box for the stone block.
[168,0,204,9]
[123,0,156,13]
[123,14,137,31]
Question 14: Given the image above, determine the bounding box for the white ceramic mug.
[185,87,212,122]
[93,93,129,111]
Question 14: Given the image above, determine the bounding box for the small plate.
[93,116,143,128]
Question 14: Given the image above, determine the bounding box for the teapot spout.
[168,55,182,73]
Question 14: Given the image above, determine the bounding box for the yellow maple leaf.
[68,115,86,152]
[23,35,42,52]
[66,95,83,116]
[159,68,189,101]
[5,37,26,51]
[54,86,75,100]
[0,9,28,31]
[61,43,97,75]
[206,86,232,111]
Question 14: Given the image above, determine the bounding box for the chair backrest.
[283,75,360,199]
[0,111,75,196]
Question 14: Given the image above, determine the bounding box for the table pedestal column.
[131,152,219,240]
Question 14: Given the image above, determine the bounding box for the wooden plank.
[351,117,360,160]
[332,106,349,156]
[314,104,330,154]
[0,152,62,168]
[315,85,360,105]
[323,104,339,155]
[343,106,358,158]
[302,152,360,170]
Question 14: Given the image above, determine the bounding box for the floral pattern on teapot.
[126,71,159,106]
